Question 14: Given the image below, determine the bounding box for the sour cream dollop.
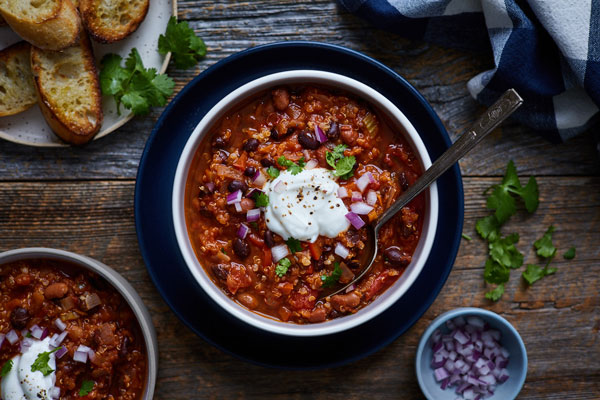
[1,337,56,400]
[263,168,350,242]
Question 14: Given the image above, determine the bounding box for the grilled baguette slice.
[79,0,149,43]
[0,0,81,51]
[0,42,36,117]
[31,33,103,145]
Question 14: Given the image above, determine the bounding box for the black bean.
[384,246,411,268]
[211,264,229,281]
[327,122,340,140]
[233,238,250,259]
[264,231,275,248]
[270,127,280,140]
[347,260,361,270]
[261,157,275,167]
[297,130,320,150]
[228,180,247,193]
[244,166,257,177]
[213,136,227,148]
[10,307,30,329]
[243,138,259,152]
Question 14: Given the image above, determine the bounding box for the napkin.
[338,0,600,142]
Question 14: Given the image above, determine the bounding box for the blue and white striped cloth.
[339,0,600,142]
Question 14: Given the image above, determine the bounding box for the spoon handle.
[376,89,523,228]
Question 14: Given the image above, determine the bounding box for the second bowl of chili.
[172,70,439,337]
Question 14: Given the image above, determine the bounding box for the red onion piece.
[54,331,68,346]
[40,327,49,340]
[345,212,365,230]
[73,350,88,363]
[337,187,348,198]
[237,223,249,239]
[21,337,34,352]
[315,125,327,143]
[0,333,4,349]
[205,182,215,193]
[345,283,356,293]
[252,170,267,187]
[6,329,18,345]
[246,209,261,222]
[350,202,373,215]
[246,188,261,198]
[356,172,374,192]
[271,244,289,263]
[274,181,285,194]
[234,202,243,212]
[434,367,450,381]
[88,349,97,362]
[334,242,349,259]
[226,190,242,204]
[305,159,319,170]
[55,346,68,359]
[31,325,44,339]
[366,190,377,206]
[54,318,67,331]
[351,191,362,202]
[50,386,61,399]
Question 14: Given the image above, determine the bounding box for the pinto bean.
[237,292,259,309]
[340,125,358,145]
[384,246,411,268]
[15,273,31,286]
[330,292,361,313]
[10,307,30,329]
[272,88,290,111]
[44,282,69,299]
[307,307,327,323]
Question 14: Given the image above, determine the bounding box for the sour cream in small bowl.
[172,70,439,337]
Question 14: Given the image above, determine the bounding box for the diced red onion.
[334,243,349,259]
[273,181,285,194]
[226,190,242,204]
[6,329,18,345]
[467,316,485,329]
[431,329,442,345]
[454,316,466,326]
[205,182,215,193]
[345,212,365,230]
[246,209,261,222]
[21,337,34,352]
[50,387,61,399]
[365,190,377,206]
[315,125,327,143]
[88,349,97,362]
[350,202,373,215]
[73,350,88,363]
[356,172,374,192]
[252,170,267,187]
[345,283,356,293]
[77,344,92,353]
[337,187,348,199]
[237,223,249,239]
[434,367,450,382]
[246,188,261,198]
[305,159,318,170]
[0,333,4,349]
[271,244,289,263]
[453,329,470,345]
[351,191,362,202]
[31,325,44,340]
[55,346,68,359]
[234,202,243,212]
[54,318,67,331]
[53,331,68,346]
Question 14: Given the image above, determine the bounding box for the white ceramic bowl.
[172,70,439,337]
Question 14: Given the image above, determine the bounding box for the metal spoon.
[323,89,524,299]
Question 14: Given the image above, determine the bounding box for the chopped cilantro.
[321,262,343,288]
[31,347,59,377]
[563,247,576,260]
[485,284,505,302]
[461,233,472,241]
[79,380,95,397]
[533,225,557,258]
[254,192,269,207]
[267,166,280,178]
[475,215,500,241]
[285,237,302,254]
[277,156,305,175]
[483,258,510,285]
[522,263,557,285]
[275,258,291,277]
[1,359,13,377]
[326,144,356,179]
[249,221,259,230]
[158,17,206,69]
[488,233,523,269]
[486,161,538,224]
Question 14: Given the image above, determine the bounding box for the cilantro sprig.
[31,348,59,377]
[254,192,269,207]
[79,380,95,397]
[100,49,175,116]
[1,359,13,377]
[326,144,356,179]
[277,156,306,175]
[286,237,302,254]
[267,166,280,178]
[275,258,291,277]
[563,247,576,260]
[522,226,558,285]
[321,262,343,288]
[158,17,206,69]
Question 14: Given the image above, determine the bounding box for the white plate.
[0,0,176,147]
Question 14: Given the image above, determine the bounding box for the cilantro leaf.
[158,16,206,69]
[486,185,516,224]
[254,192,269,207]
[286,237,302,254]
[483,258,510,284]
[325,144,347,169]
[488,233,523,269]
[485,284,505,301]
[31,348,59,377]
[277,156,305,175]
[521,264,555,285]
[325,144,356,179]
[520,176,539,213]
[321,262,343,288]
[267,166,280,178]
[461,233,472,241]
[476,215,500,241]
[275,258,291,277]
[79,380,95,397]
[563,247,576,260]
[1,359,13,377]
[534,226,556,258]
[99,48,175,116]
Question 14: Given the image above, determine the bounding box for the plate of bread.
[0,0,175,147]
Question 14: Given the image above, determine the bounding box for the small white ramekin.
[172,70,438,337]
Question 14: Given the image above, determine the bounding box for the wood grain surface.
[1,1,599,399]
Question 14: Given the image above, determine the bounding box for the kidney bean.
[45,282,69,299]
[327,121,340,140]
[244,166,256,177]
[243,138,259,152]
[228,179,247,193]
[264,230,275,248]
[212,264,229,281]
[233,238,250,259]
[10,307,30,329]
[330,292,361,312]
[384,246,411,268]
[297,130,320,150]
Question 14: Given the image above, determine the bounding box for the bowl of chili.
[0,248,157,400]
[172,70,439,337]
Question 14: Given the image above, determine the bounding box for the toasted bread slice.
[31,33,103,145]
[0,42,36,117]
[0,0,81,51]
[79,0,149,43]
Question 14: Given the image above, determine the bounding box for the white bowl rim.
[0,247,158,400]
[172,70,439,337]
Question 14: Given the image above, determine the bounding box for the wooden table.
[1,1,599,398]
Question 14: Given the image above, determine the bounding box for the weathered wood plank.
[0,1,598,179]
[0,177,597,399]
